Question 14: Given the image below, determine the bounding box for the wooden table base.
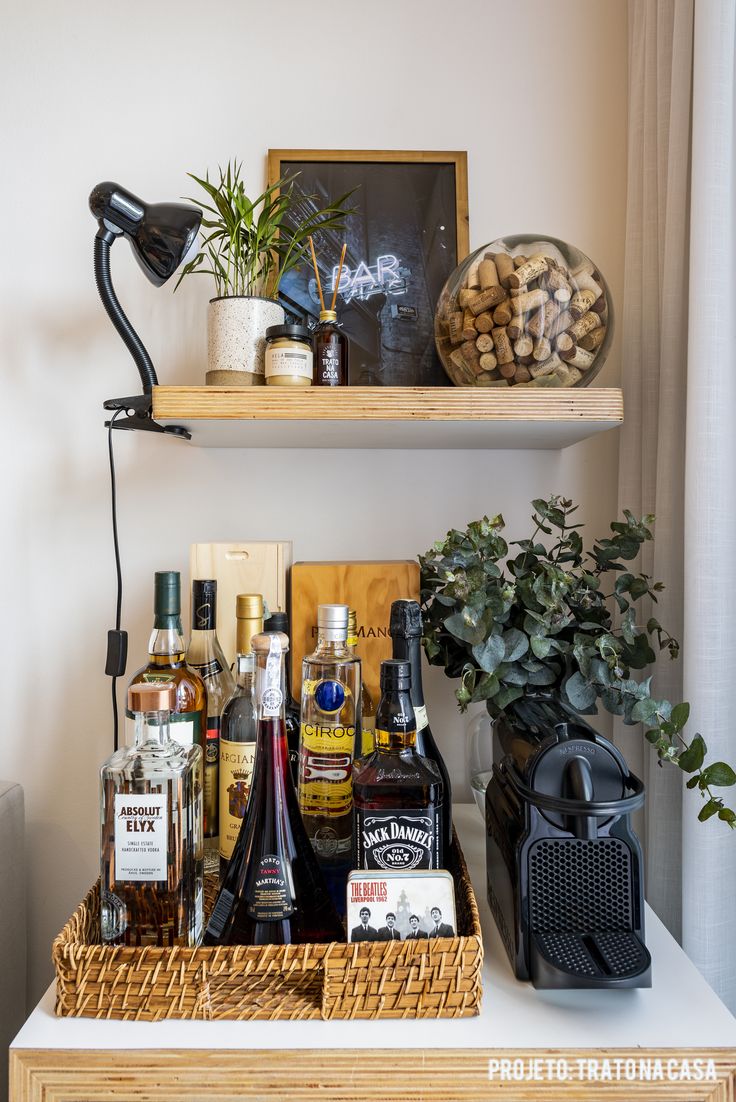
[10,1048,736,1102]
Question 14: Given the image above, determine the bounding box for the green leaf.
[472,634,505,673]
[492,684,525,712]
[470,672,500,703]
[670,702,690,731]
[564,671,598,711]
[701,762,736,787]
[630,698,659,724]
[530,635,552,659]
[686,775,700,789]
[718,808,736,824]
[677,735,706,773]
[698,798,721,822]
[502,628,528,662]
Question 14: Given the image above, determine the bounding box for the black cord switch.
[105,629,128,677]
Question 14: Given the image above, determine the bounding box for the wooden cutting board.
[291,560,420,704]
[189,542,292,668]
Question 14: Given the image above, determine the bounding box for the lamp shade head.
[89,182,201,286]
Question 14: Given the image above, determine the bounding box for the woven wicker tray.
[53,831,483,1021]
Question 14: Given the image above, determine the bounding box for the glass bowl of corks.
[434,234,613,388]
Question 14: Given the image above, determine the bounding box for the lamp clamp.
[103,393,191,440]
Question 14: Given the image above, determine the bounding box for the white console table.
[10,805,736,1101]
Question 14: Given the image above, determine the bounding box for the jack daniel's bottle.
[353,660,443,871]
[390,600,452,858]
[204,632,343,946]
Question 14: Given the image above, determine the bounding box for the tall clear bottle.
[263,610,301,783]
[186,579,235,868]
[390,599,453,858]
[204,632,344,946]
[127,572,207,752]
[298,604,360,913]
[348,608,375,756]
[218,594,264,879]
[101,682,203,947]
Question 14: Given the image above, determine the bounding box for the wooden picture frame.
[267,149,469,386]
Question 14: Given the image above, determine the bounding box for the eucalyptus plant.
[420,497,736,827]
[175,161,354,299]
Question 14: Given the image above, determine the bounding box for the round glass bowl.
[435,234,613,388]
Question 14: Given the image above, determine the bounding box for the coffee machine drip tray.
[531,930,651,989]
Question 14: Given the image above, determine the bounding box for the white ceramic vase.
[206,296,285,385]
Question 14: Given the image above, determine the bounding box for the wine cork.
[506,314,527,341]
[475,333,494,353]
[479,351,498,371]
[495,252,515,289]
[468,285,507,315]
[556,363,583,386]
[462,310,477,341]
[548,308,574,340]
[492,326,514,364]
[533,336,552,361]
[591,295,608,315]
[509,285,528,298]
[513,254,528,268]
[477,376,510,387]
[543,267,570,294]
[530,352,563,378]
[458,288,475,309]
[510,288,549,315]
[475,311,494,333]
[528,302,560,341]
[478,258,500,289]
[508,254,549,289]
[513,335,534,359]
[560,344,596,370]
[518,353,535,366]
[460,339,482,372]
[554,286,572,304]
[449,349,474,384]
[493,300,513,326]
[570,266,603,300]
[579,325,606,352]
[542,301,562,338]
[448,312,463,344]
[499,361,517,379]
[514,365,532,384]
[569,288,597,318]
[466,260,481,289]
[568,311,601,342]
[555,332,575,356]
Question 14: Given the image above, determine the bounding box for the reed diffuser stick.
[330,243,348,312]
[308,235,325,313]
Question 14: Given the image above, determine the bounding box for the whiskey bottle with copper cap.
[218,594,264,878]
[100,682,204,947]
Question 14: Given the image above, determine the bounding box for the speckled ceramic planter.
[206,296,285,386]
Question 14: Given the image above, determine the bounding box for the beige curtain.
[621,0,736,1009]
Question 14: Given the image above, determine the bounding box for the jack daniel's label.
[355,809,440,871]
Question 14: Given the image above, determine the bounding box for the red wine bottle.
[203,631,343,946]
[390,600,453,858]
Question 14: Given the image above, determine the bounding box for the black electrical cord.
[106,407,128,751]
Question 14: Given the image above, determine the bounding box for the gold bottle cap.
[237,593,264,618]
[128,683,176,713]
[319,309,337,323]
[251,630,289,654]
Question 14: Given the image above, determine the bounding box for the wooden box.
[189,541,291,668]
[290,560,420,702]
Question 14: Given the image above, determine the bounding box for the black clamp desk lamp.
[89,181,202,437]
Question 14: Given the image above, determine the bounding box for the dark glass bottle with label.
[353,660,443,871]
[390,599,452,858]
[263,610,300,784]
[313,309,349,386]
[186,579,235,865]
[203,632,344,946]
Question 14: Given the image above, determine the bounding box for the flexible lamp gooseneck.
[89,181,201,435]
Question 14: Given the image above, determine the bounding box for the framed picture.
[267,149,469,386]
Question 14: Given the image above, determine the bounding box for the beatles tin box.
[347,869,456,943]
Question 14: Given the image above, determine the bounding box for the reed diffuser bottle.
[309,236,350,386]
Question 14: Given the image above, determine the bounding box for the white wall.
[0,0,627,1006]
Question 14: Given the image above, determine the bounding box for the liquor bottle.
[127,572,207,754]
[218,594,264,879]
[101,682,203,947]
[204,632,344,946]
[298,604,360,912]
[353,659,443,871]
[263,609,301,783]
[390,599,453,859]
[347,608,376,755]
[312,309,349,386]
[186,579,235,864]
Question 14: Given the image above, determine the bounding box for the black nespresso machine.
[485,697,651,989]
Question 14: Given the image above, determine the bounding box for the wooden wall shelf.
[152,386,623,450]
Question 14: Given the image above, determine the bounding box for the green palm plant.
[175,161,354,299]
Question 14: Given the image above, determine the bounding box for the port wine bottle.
[390,599,453,858]
[204,632,343,946]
